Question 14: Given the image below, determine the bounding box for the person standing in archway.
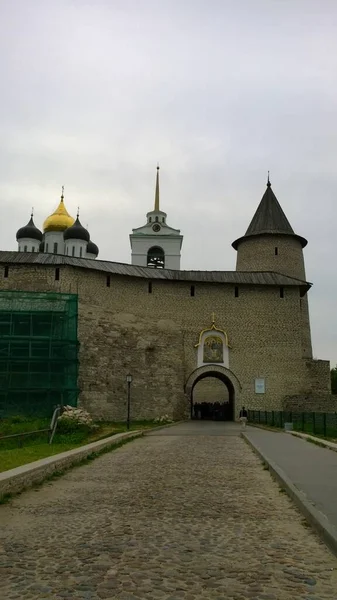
[239,406,248,429]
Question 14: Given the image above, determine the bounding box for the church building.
[16,187,99,259]
[0,170,332,421]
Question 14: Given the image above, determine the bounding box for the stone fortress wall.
[0,260,332,421]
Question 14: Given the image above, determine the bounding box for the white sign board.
[255,378,265,394]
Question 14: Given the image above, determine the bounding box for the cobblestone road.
[1,422,337,600]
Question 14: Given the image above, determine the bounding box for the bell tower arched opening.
[147,246,165,269]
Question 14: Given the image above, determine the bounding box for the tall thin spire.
[267,171,271,188]
[154,165,160,211]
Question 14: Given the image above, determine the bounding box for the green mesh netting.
[0,291,79,418]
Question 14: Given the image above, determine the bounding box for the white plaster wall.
[196,330,229,369]
[44,232,65,255]
[17,238,40,252]
[65,239,87,258]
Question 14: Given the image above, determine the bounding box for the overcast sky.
[0,0,336,365]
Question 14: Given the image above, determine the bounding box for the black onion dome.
[16,216,43,242]
[87,240,99,257]
[63,217,90,242]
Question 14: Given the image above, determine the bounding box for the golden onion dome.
[43,188,75,233]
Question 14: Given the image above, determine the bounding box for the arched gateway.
[185,365,242,421]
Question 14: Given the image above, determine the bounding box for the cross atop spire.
[61,185,64,200]
[31,207,34,218]
[267,171,271,187]
[77,206,80,218]
[154,164,160,211]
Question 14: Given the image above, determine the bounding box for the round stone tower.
[232,176,312,359]
[232,176,308,281]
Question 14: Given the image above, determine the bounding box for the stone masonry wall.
[0,262,330,419]
[283,358,335,412]
[282,359,335,412]
[235,235,307,280]
[283,395,337,412]
[235,234,313,359]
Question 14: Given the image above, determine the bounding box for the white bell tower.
[130,166,183,270]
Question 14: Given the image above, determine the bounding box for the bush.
[57,406,98,435]
[153,415,173,424]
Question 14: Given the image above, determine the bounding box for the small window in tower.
[55,268,60,281]
[190,285,195,297]
[80,247,83,258]
[32,246,35,252]
[66,247,68,255]
[280,287,284,298]
[53,242,58,254]
[162,217,165,223]
[72,246,75,257]
[46,243,49,253]
[149,217,152,223]
[4,266,9,278]
[148,281,152,294]
[24,245,27,252]
[155,216,159,222]
[275,247,278,256]
[106,275,111,287]
[235,286,239,298]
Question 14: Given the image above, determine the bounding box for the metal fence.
[248,410,337,438]
[0,405,63,448]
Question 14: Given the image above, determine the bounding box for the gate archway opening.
[185,365,241,422]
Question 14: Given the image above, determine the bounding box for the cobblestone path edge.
[0,420,186,501]
[0,431,144,500]
[242,432,337,557]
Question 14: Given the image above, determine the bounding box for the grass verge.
[0,419,161,472]
[0,434,140,505]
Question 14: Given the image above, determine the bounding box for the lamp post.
[126,374,132,430]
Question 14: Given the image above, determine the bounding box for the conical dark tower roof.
[232,177,307,249]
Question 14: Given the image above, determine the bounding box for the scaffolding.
[0,291,79,418]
